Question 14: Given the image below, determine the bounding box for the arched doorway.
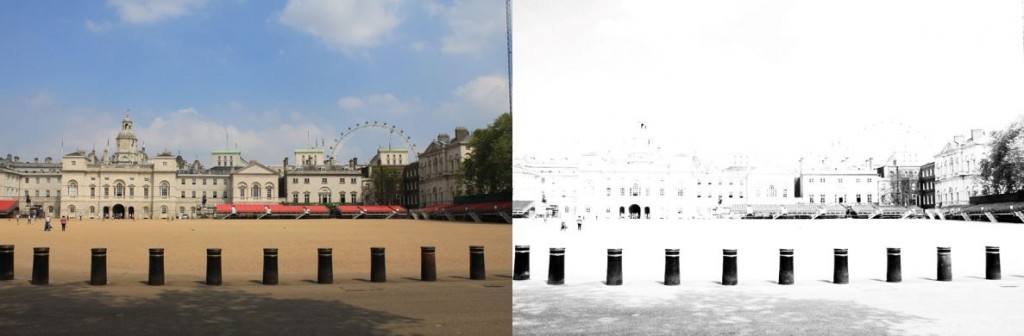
[628,204,641,219]
[103,206,110,219]
[128,206,135,219]
[112,204,125,219]
[644,206,650,219]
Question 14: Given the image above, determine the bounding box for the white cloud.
[337,97,364,109]
[410,41,427,52]
[453,74,508,110]
[437,74,509,127]
[279,0,403,54]
[337,93,420,116]
[26,92,55,109]
[84,20,113,33]
[107,0,208,24]
[434,0,505,55]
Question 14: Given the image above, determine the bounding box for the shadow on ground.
[514,286,931,336]
[0,285,421,335]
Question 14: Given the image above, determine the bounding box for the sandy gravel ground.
[513,218,1024,335]
[0,218,511,335]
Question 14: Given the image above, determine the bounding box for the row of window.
[807,194,873,203]
[807,177,873,184]
[291,177,359,185]
[291,191,359,204]
[181,178,226,185]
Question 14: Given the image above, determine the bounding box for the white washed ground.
[513,218,1024,335]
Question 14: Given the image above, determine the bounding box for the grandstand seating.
[214,203,329,219]
[820,205,848,218]
[512,200,534,217]
[0,200,17,216]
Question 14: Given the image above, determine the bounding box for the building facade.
[934,129,990,207]
[418,127,473,206]
[919,162,936,209]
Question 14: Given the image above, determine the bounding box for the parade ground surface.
[514,218,1024,335]
[0,218,511,335]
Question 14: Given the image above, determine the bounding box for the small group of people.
[41,215,68,232]
[559,216,584,232]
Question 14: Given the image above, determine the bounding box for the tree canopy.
[980,116,1024,195]
[460,113,512,196]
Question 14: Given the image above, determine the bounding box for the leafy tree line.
[980,116,1024,195]
[460,113,512,196]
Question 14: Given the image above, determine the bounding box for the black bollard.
[263,248,278,285]
[833,248,848,284]
[148,248,164,286]
[986,246,1001,280]
[31,247,49,285]
[778,249,794,285]
[664,249,680,286]
[0,245,13,280]
[421,246,436,282]
[548,247,565,285]
[606,248,622,286]
[470,246,486,280]
[90,248,107,286]
[370,247,386,283]
[937,247,952,281]
[886,248,901,283]
[318,248,333,284]
[722,249,737,286]
[513,245,530,280]
[206,248,222,285]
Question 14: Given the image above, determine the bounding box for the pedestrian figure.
[15,213,19,225]
[577,216,583,231]
[44,216,52,231]
[560,220,567,231]
[79,213,83,221]
[60,216,67,231]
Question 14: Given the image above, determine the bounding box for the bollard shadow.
[817,280,833,284]
[0,284,420,335]
[515,284,932,335]
[918,277,936,281]
[400,277,428,282]
[965,276,985,280]
[870,278,887,282]
[352,278,374,283]
[301,279,319,284]
[494,274,514,279]
[448,275,472,280]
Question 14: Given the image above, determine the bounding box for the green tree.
[368,165,403,205]
[461,113,512,195]
[980,116,1024,195]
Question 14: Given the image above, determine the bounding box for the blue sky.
[0,0,509,164]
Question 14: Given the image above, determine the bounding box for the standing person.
[560,220,567,232]
[577,216,583,231]
[60,216,67,231]
[14,213,19,225]
[44,215,51,232]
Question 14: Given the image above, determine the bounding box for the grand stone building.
[418,127,473,206]
[934,129,990,207]
[57,116,272,219]
[516,124,800,220]
[1,116,477,218]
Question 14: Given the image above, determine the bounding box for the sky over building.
[514,0,1024,167]
[0,0,509,164]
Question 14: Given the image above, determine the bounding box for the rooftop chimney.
[454,127,469,140]
[953,135,965,144]
[437,133,451,143]
[970,129,984,141]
